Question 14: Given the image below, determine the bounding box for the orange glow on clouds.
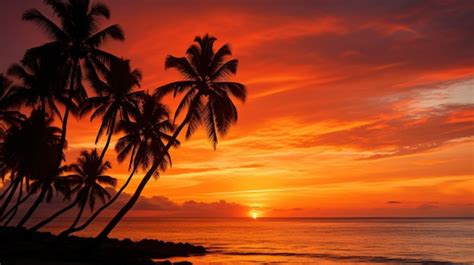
[0,0,473,217]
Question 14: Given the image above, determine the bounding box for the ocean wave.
[210,250,470,265]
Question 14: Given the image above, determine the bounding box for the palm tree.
[0,74,23,202]
[13,110,68,228]
[97,34,246,238]
[30,149,116,231]
[7,54,68,119]
[2,175,24,226]
[61,94,177,236]
[0,74,24,127]
[0,110,58,218]
[23,0,125,169]
[81,58,143,162]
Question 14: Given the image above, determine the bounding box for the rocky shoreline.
[0,227,206,265]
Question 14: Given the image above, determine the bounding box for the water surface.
[45,217,474,264]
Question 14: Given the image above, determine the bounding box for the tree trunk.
[16,185,47,228]
[41,98,46,117]
[29,194,81,231]
[67,199,86,232]
[26,60,80,230]
[0,177,20,217]
[3,180,22,227]
[99,113,116,162]
[61,59,79,147]
[0,188,34,223]
[60,165,138,236]
[56,59,79,168]
[97,117,189,239]
[0,174,17,200]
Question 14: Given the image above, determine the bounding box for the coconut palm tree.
[7,54,68,119]
[81,58,143,162]
[61,94,177,236]
[0,119,31,223]
[13,110,69,228]
[30,149,116,231]
[0,74,24,202]
[0,74,24,134]
[0,139,22,218]
[97,34,246,238]
[22,0,125,168]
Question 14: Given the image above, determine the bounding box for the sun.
[250,211,258,219]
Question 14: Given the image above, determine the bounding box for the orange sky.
[1,0,473,218]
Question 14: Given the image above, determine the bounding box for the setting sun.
[0,0,472,264]
[250,211,259,219]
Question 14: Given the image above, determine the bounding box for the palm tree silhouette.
[61,94,177,236]
[7,54,68,119]
[81,58,143,162]
[30,149,116,231]
[23,0,124,168]
[0,74,24,130]
[0,74,25,202]
[13,111,69,228]
[97,34,246,238]
[0,110,70,225]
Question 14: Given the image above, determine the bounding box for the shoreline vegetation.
[0,0,245,264]
[0,227,205,265]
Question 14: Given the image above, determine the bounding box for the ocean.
[44,217,474,264]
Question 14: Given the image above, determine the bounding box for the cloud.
[0,0,473,218]
[386,201,402,204]
[309,104,474,159]
[0,184,251,222]
[109,189,251,218]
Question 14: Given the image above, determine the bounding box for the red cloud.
[310,105,474,159]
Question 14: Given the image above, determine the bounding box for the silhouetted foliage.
[7,54,69,119]
[0,0,124,229]
[81,58,143,161]
[61,94,177,236]
[155,34,247,148]
[30,149,116,231]
[97,34,246,239]
[0,1,246,250]
[22,0,125,175]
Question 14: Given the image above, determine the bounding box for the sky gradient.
[1,0,473,218]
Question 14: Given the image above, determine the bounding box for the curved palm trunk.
[29,194,81,231]
[67,199,87,232]
[3,180,22,226]
[0,174,17,200]
[0,188,34,223]
[56,58,79,175]
[16,185,47,228]
[41,98,46,117]
[97,117,189,239]
[60,165,137,236]
[0,177,20,217]
[25,60,80,230]
[99,114,116,162]
[56,59,79,167]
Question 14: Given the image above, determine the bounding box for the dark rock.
[0,227,205,265]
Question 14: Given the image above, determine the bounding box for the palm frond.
[214,82,247,102]
[22,8,68,41]
[165,56,198,80]
[154,81,195,99]
[211,59,238,80]
[86,24,124,47]
[89,2,110,19]
[96,175,117,187]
